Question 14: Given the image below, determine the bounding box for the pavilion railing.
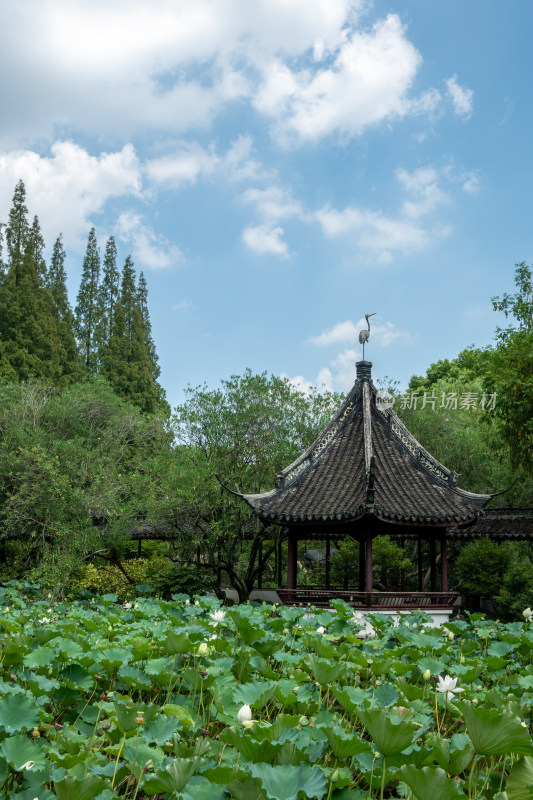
[276,586,459,609]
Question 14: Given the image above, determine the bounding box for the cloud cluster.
[0,141,141,247]
[0,1,467,147]
[241,163,473,263]
[255,14,423,142]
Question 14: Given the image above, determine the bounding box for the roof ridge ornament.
[362,380,372,475]
[358,312,376,360]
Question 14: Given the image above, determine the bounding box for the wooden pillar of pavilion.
[417,536,423,592]
[430,537,437,592]
[325,533,331,590]
[441,530,448,592]
[400,536,405,591]
[257,540,263,589]
[365,531,373,602]
[286,531,298,590]
[359,538,365,591]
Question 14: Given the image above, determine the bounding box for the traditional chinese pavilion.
[223,360,503,613]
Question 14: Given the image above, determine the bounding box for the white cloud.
[462,172,481,195]
[172,300,194,310]
[0,141,141,248]
[115,210,184,270]
[309,320,358,346]
[331,348,359,391]
[0,0,361,146]
[0,2,452,147]
[255,14,431,142]
[281,373,317,396]
[314,205,429,263]
[145,135,265,190]
[445,75,473,119]
[314,164,453,262]
[242,223,289,257]
[396,166,447,218]
[243,185,303,220]
[145,142,219,189]
[309,318,411,349]
[316,367,334,392]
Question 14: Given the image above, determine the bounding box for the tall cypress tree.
[96,236,120,356]
[48,234,81,385]
[75,228,100,372]
[5,180,29,287]
[103,256,167,414]
[137,271,168,411]
[137,272,159,376]
[27,215,47,283]
[0,184,61,382]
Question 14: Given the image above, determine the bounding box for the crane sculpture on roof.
[358,313,376,360]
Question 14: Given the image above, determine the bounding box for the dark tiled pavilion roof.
[230,361,492,527]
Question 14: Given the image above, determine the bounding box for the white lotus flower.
[197,642,209,656]
[20,761,34,770]
[423,669,431,681]
[39,617,50,624]
[523,607,533,621]
[209,609,226,626]
[123,602,132,610]
[355,622,376,639]
[436,674,464,702]
[237,704,253,727]
[316,626,326,634]
[349,611,364,624]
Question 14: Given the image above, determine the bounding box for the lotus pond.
[1,584,533,800]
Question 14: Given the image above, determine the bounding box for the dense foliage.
[169,370,341,601]
[0,181,167,414]
[0,378,175,590]
[2,585,533,799]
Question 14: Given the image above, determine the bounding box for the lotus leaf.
[400,764,467,799]
[234,679,276,707]
[249,763,327,800]
[0,693,40,732]
[506,755,533,799]
[143,714,182,744]
[55,773,107,800]
[461,703,533,755]
[434,733,475,776]
[323,726,373,759]
[356,707,417,756]
[308,655,346,685]
[0,734,46,769]
[142,756,205,794]
[374,683,399,707]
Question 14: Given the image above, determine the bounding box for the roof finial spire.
[358,313,376,360]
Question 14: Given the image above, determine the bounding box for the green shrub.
[146,562,217,599]
[67,557,171,602]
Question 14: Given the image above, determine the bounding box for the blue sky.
[0,0,531,408]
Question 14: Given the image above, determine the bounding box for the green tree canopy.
[483,262,533,473]
[168,370,341,599]
[0,377,173,589]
